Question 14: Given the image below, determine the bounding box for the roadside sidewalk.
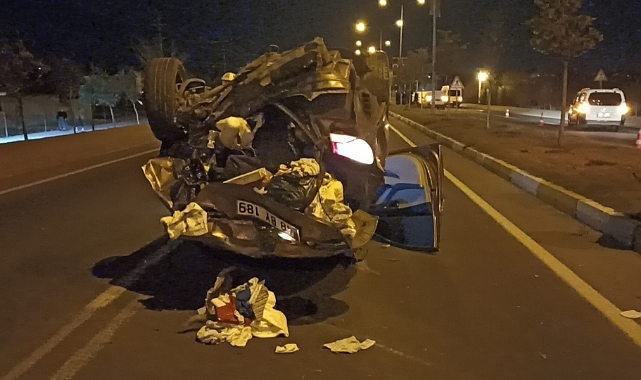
[390,105,641,252]
[0,119,148,145]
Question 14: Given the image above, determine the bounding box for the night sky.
[0,0,638,76]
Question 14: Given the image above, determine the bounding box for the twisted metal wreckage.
[141,37,444,259]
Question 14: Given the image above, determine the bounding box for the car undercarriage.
[141,37,442,259]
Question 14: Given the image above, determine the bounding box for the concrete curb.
[390,112,641,254]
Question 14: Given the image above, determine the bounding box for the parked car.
[141,38,444,260]
[568,88,629,130]
[415,89,448,109]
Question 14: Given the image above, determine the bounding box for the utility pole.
[399,5,404,59]
[430,0,437,109]
[152,8,164,56]
[486,87,491,129]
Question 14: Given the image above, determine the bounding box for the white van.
[568,88,629,130]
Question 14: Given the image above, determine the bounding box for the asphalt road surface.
[1,119,641,380]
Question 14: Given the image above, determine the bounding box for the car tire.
[144,57,187,145]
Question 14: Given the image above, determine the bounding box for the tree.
[113,70,143,124]
[527,0,602,145]
[434,30,468,83]
[133,38,165,68]
[396,48,430,89]
[396,30,467,92]
[78,72,121,129]
[47,58,84,101]
[476,10,505,73]
[46,58,84,131]
[0,40,48,140]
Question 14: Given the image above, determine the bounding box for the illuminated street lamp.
[385,40,391,47]
[368,46,377,54]
[355,21,367,33]
[355,49,362,56]
[477,71,489,104]
[355,40,362,47]
[380,0,437,108]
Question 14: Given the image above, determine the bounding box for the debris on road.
[620,310,641,319]
[160,202,209,239]
[196,275,289,347]
[323,336,376,354]
[350,210,379,250]
[196,322,253,347]
[275,343,300,354]
[142,157,177,209]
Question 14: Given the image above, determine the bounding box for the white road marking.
[48,300,139,380]
[374,343,433,367]
[0,148,158,197]
[389,123,641,348]
[0,241,177,380]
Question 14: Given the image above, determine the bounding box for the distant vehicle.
[568,88,629,131]
[415,87,448,109]
[441,85,463,108]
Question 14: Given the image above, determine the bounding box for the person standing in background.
[76,107,85,132]
[56,109,68,131]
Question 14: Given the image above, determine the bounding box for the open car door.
[369,144,443,252]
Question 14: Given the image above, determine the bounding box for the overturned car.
[142,38,443,259]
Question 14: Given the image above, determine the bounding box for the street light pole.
[399,5,404,58]
[477,70,489,105]
[379,29,383,50]
[430,0,437,109]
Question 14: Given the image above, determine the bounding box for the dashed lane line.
[389,123,641,349]
[0,240,178,380]
[48,300,139,380]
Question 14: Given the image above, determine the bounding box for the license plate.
[236,201,300,240]
[597,113,610,118]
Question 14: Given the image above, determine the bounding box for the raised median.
[390,105,641,253]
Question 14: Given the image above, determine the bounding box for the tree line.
[0,40,143,140]
[394,0,603,146]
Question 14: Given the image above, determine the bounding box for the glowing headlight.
[441,95,449,102]
[618,102,630,115]
[426,95,432,102]
[330,133,375,165]
[577,102,590,114]
[277,230,296,242]
[457,96,463,102]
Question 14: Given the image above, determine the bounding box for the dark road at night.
[1,119,641,380]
